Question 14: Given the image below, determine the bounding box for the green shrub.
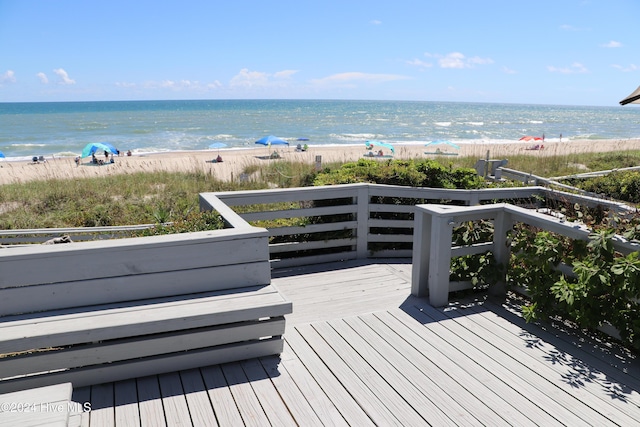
[313,158,484,189]
[571,171,640,204]
[511,228,640,352]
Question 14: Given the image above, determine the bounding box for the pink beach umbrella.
[519,136,543,142]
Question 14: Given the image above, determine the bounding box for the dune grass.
[1,150,638,230]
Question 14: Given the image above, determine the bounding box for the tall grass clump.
[0,170,266,229]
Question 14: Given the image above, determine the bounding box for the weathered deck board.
[318,319,454,426]
[63,260,639,426]
[135,376,165,427]
[258,354,328,426]
[461,301,640,425]
[400,301,612,425]
[114,379,140,427]
[199,365,243,426]
[221,362,270,427]
[179,369,218,427]
[158,372,192,427]
[283,329,374,426]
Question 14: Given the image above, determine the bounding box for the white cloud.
[229,69,302,89]
[547,62,589,74]
[53,68,76,85]
[274,70,298,79]
[229,69,270,88]
[406,58,433,69]
[0,70,16,84]
[612,64,638,72]
[601,40,622,48]
[157,80,198,89]
[424,52,493,69]
[370,20,382,25]
[502,66,517,74]
[311,72,410,86]
[36,72,49,84]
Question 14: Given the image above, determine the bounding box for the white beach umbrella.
[620,85,640,105]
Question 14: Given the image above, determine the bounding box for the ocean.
[1,99,639,161]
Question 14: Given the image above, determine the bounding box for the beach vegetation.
[434,149,640,180]
[511,225,640,352]
[567,171,640,204]
[312,158,484,189]
[0,170,266,230]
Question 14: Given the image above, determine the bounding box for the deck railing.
[200,183,635,268]
[412,202,640,307]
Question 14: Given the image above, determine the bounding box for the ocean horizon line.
[1,99,639,160]
[0,98,628,109]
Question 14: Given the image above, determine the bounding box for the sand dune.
[1,139,639,185]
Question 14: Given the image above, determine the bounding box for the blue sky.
[1,0,639,106]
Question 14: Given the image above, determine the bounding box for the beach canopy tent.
[425,140,460,150]
[255,135,289,146]
[98,142,119,154]
[0,151,5,158]
[81,142,119,158]
[365,140,395,154]
[620,85,640,105]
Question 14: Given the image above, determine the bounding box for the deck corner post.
[411,206,432,298]
[490,208,513,298]
[427,214,453,307]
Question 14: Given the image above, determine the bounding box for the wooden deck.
[68,259,640,426]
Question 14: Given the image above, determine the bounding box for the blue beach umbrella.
[365,140,395,154]
[0,151,5,158]
[425,140,460,150]
[81,142,118,158]
[255,135,289,146]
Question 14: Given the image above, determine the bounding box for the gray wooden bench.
[0,229,292,394]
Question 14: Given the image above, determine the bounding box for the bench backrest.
[0,228,271,316]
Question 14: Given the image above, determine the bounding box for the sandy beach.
[1,139,639,186]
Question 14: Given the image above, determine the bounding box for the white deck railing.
[412,202,640,307]
[200,183,635,268]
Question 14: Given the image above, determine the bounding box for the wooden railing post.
[356,185,370,259]
[427,214,453,307]
[491,209,512,298]
[411,207,432,297]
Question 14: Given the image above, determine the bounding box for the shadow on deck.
[70,259,640,426]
